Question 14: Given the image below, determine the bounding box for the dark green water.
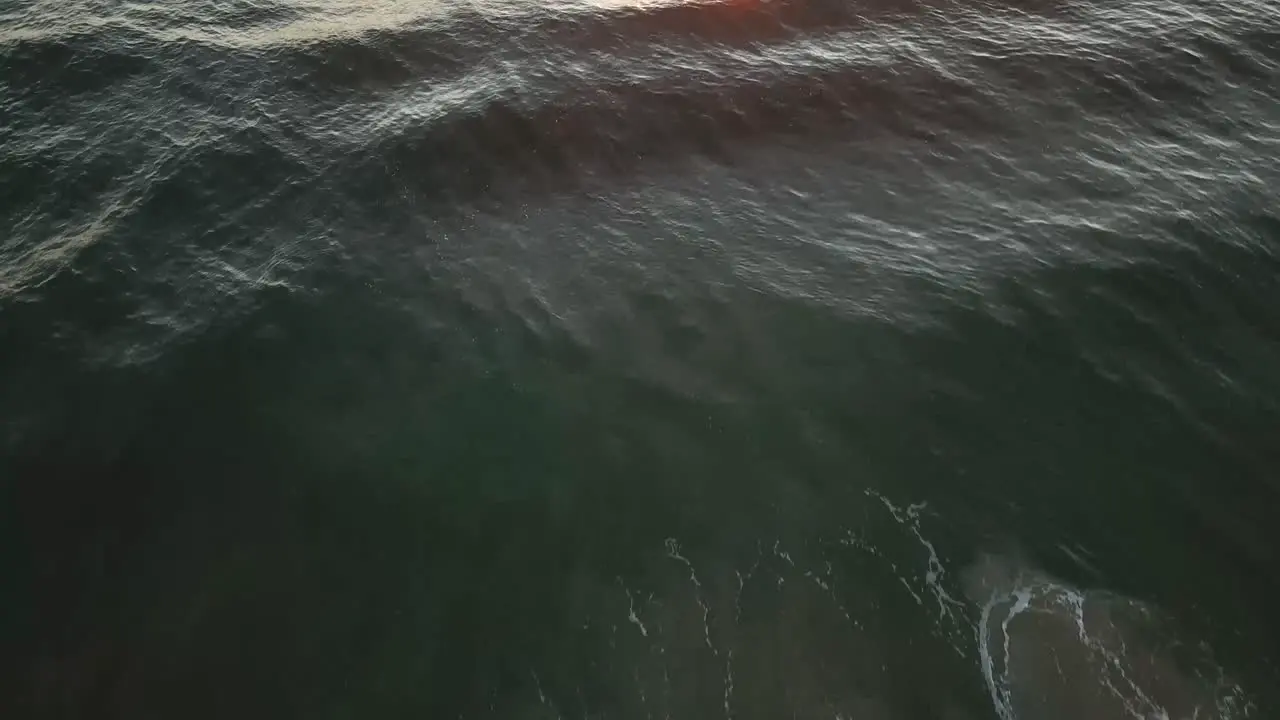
[3,0,1280,718]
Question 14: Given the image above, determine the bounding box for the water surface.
[3,0,1279,717]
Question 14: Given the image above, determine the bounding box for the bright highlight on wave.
[0,0,762,46]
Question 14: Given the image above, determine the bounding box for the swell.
[4,0,1276,141]
[342,17,1278,209]
[0,33,154,105]
[2,0,1278,349]
[4,209,1280,718]
[368,59,992,203]
[6,0,1278,100]
[0,0,1036,50]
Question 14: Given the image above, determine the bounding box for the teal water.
[3,1,1280,718]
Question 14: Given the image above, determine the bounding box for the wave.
[2,0,1277,357]
[965,552,1251,720]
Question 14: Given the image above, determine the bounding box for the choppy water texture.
[3,0,1280,717]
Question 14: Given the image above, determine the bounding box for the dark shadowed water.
[3,0,1280,718]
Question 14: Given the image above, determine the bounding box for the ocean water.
[3,0,1279,717]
